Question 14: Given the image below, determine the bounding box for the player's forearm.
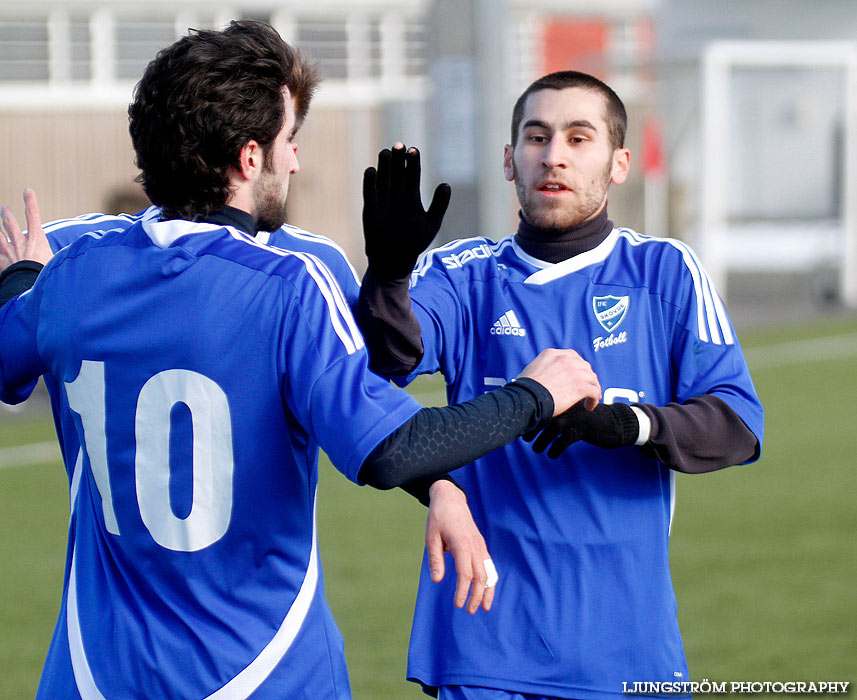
[358,377,553,490]
[355,268,422,376]
[0,261,42,307]
[636,395,759,473]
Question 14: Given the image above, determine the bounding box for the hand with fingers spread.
[362,143,451,281]
[523,400,640,459]
[0,189,53,273]
[516,348,602,416]
[425,479,497,614]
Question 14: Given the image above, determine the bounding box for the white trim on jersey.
[67,547,108,700]
[521,228,735,347]
[67,488,322,700]
[42,207,159,235]
[668,470,677,536]
[297,251,365,354]
[521,230,621,283]
[276,224,361,287]
[412,238,463,279]
[203,490,320,700]
[143,219,225,248]
[222,228,365,355]
[69,448,83,523]
[139,219,364,355]
[509,238,552,270]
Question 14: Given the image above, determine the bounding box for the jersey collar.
[519,229,621,285]
[142,219,236,249]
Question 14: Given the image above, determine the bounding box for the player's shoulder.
[612,227,708,280]
[142,219,307,272]
[45,206,160,252]
[262,224,359,282]
[157,221,348,305]
[264,223,343,252]
[412,234,513,282]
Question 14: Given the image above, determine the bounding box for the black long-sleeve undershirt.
[359,378,553,502]
[0,261,43,307]
[356,207,760,473]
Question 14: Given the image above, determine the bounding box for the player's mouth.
[536,181,571,197]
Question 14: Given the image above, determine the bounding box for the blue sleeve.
[45,209,155,253]
[396,256,468,387]
[266,227,361,310]
[279,261,421,483]
[668,254,764,445]
[320,252,360,309]
[0,278,47,404]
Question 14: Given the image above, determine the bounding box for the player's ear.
[610,148,630,185]
[503,145,515,182]
[236,140,264,182]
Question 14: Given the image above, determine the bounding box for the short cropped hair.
[510,71,627,151]
[129,20,320,221]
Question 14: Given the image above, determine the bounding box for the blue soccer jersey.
[0,219,420,700]
[402,229,763,699]
[41,212,361,490]
[44,211,360,305]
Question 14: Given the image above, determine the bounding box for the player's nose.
[290,144,300,173]
[542,136,568,168]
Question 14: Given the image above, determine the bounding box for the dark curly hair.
[510,71,627,152]
[128,20,320,221]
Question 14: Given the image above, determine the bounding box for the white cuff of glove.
[630,406,651,446]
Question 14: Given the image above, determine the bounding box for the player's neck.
[514,207,613,264]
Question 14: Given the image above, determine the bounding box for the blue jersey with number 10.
[403,229,763,699]
[40,209,361,489]
[0,219,418,700]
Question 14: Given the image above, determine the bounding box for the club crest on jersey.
[593,295,629,332]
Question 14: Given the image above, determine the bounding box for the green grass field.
[0,316,855,699]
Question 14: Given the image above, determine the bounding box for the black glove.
[362,144,451,281]
[523,401,640,459]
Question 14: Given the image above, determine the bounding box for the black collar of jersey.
[195,206,256,237]
[514,206,613,264]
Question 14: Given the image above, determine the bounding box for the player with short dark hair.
[510,70,627,152]
[0,28,604,700]
[356,71,764,700]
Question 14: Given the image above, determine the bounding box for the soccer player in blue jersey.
[0,25,605,700]
[356,72,764,700]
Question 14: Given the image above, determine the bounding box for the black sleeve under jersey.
[0,261,43,308]
[355,268,422,376]
[358,378,554,502]
[636,395,759,473]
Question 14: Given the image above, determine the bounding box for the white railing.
[0,1,429,109]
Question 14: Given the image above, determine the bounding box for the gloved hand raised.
[362,143,451,281]
[523,400,640,459]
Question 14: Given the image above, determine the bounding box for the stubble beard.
[253,168,288,233]
[514,156,614,231]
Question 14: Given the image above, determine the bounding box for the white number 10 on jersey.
[65,360,235,552]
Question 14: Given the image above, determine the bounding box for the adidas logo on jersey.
[490,310,527,337]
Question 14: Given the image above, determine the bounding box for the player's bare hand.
[362,143,451,281]
[517,348,601,415]
[0,189,53,272]
[425,479,496,614]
